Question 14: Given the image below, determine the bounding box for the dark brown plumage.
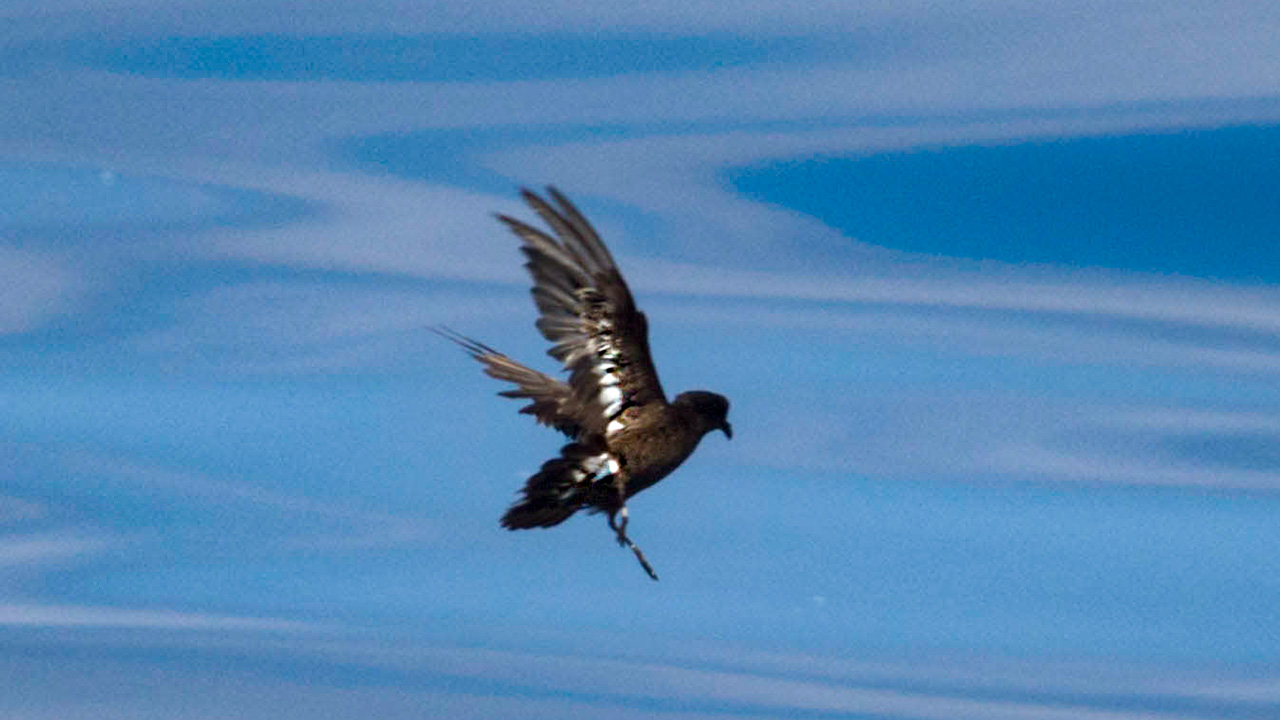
[438,187,732,580]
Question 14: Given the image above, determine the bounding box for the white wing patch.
[589,328,632,436]
[576,451,622,485]
[598,385,623,416]
[555,451,619,499]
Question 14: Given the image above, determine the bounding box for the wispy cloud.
[60,452,443,551]
[0,634,1270,719]
[733,365,1280,490]
[293,641,1254,720]
[644,279,1280,380]
[0,603,314,631]
[634,256,1280,329]
[10,1,1280,107]
[988,443,1280,491]
[132,279,522,374]
[4,3,1280,175]
[660,645,1280,705]
[135,164,520,277]
[0,532,110,566]
[4,12,1278,384]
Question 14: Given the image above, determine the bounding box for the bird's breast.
[613,430,702,499]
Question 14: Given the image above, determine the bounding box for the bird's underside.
[439,188,732,581]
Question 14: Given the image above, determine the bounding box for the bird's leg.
[606,478,631,547]
[612,505,629,546]
[611,476,628,544]
[608,506,659,582]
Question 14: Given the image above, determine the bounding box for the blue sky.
[4,1,1280,718]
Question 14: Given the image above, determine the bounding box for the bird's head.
[675,390,732,440]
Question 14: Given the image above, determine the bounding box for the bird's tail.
[501,442,616,529]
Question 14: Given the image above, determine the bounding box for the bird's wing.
[432,328,583,438]
[498,187,667,438]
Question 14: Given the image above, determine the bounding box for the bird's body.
[604,392,733,499]
[439,188,731,580]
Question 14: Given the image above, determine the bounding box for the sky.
[3,1,1280,718]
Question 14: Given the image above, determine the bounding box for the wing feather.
[505,187,667,437]
[432,327,583,438]
[546,187,619,272]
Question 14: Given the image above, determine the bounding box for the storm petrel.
[438,188,732,580]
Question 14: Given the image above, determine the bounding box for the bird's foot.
[627,540,660,581]
[608,509,658,581]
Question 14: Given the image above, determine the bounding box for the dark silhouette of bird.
[437,187,732,580]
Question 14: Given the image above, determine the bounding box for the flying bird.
[438,188,732,581]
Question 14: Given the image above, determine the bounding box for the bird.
[437,187,732,581]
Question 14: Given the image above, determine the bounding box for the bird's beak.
[721,422,733,440]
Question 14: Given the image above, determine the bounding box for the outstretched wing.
[432,327,583,438]
[498,187,667,438]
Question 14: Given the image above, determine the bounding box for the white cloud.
[634,258,1280,333]
[127,277,527,374]
[4,5,1280,171]
[193,174,527,281]
[661,646,1275,704]
[40,119,1274,382]
[987,443,1280,491]
[0,603,313,631]
[0,532,110,566]
[2,12,1277,370]
[0,633,1268,719]
[297,642,1238,720]
[0,650,773,720]
[647,281,1280,380]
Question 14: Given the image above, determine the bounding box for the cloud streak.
[0,533,110,567]
[0,603,314,631]
[287,641,1260,720]
[60,452,443,552]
